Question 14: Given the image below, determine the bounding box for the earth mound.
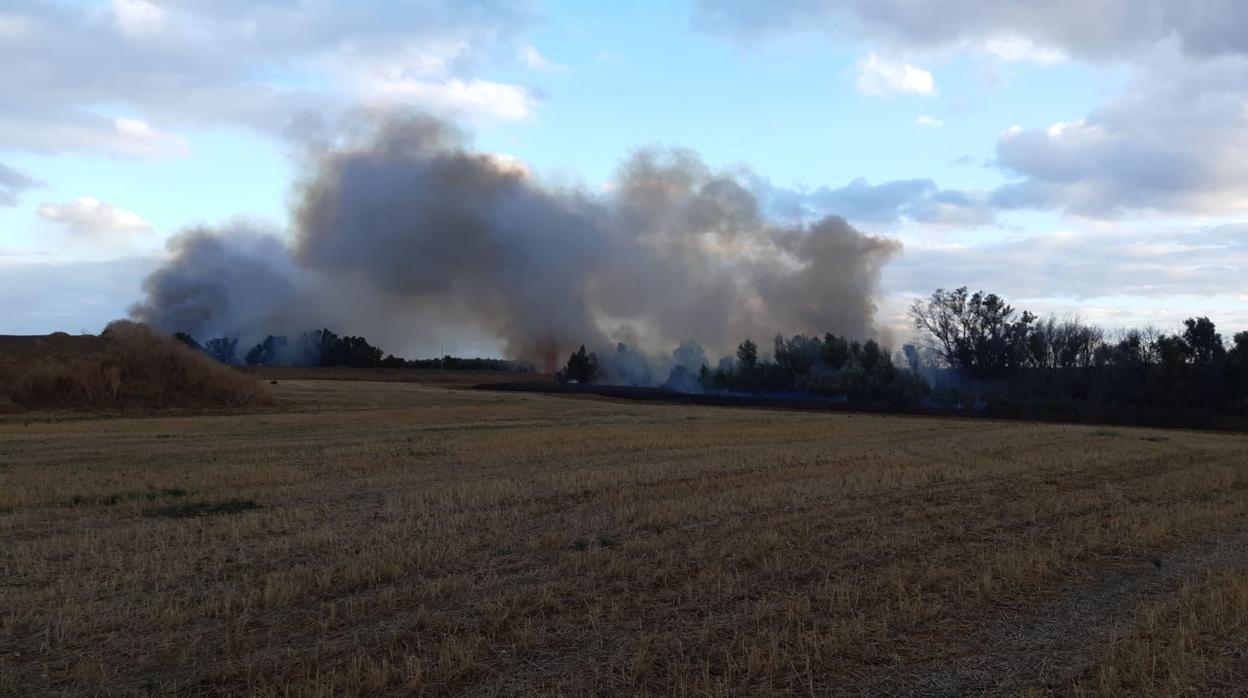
[0,321,269,411]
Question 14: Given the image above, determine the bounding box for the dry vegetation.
[1071,568,1248,695]
[0,322,269,412]
[2,376,1246,696]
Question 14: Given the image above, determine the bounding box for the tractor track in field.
[836,524,1248,696]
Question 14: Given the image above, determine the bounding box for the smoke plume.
[131,111,900,370]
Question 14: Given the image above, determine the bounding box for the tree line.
[558,333,928,406]
[175,329,530,372]
[556,286,1248,416]
[908,287,1248,410]
[695,334,928,404]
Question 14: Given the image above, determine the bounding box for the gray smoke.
[131,111,900,370]
[132,225,311,340]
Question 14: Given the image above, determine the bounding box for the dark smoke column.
[291,114,610,368]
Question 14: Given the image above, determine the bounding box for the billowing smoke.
[133,225,311,340]
[131,111,900,371]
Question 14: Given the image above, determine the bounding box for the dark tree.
[204,337,239,365]
[561,345,599,383]
[860,339,884,374]
[1182,317,1225,365]
[822,333,850,369]
[1153,334,1191,369]
[1109,329,1148,366]
[909,287,1034,377]
[294,328,384,367]
[379,354,405,368]
[735,339,759,372]
[1228,332,1248,399]
[909,287,969,369]
[174,332,202,351]
[1049,318,1103,370]
[773,334,820,378]
[339,335,384,367]
[245,335,288,365]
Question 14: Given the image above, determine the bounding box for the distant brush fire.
[129,112,899,372]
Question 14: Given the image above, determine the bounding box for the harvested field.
[2,378,1246,696]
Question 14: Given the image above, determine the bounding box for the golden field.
[2,377,1246,696]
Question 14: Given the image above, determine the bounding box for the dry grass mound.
[0,321,269,411]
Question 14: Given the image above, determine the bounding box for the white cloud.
[883,222,1248,328]
[520,45,568,72]
[111,0,167,39]
[0,13,31,39]
[36,197,151,235]
[324,39,539,122]
[753,175,993,227]
[355,76,536,122]
[981,35,1066,64]
[915,114,943,127]
[702,2,1248,219]
[0,2,537,156]
[696,1,1248,61]
[111,117,190,158]
[989,51,1248,218]
[854,54,936,96]
[339,40,470,81]
[0,113,191,159]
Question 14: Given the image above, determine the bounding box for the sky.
[1,0,1245,346]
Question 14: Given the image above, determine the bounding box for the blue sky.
[0,0,1244,349]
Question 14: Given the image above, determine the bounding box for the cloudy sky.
[1,0,1245,340]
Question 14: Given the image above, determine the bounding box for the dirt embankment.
[0,322,269,412]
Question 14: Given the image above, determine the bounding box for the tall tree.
[909,287,1034,376]
[562,345,599,383]
[1182,317,1225,365]
[735,339,759,372]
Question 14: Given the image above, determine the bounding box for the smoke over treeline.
[130,112,899,370]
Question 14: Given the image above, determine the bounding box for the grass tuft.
[142,498,261,518]
[63,488,187,508]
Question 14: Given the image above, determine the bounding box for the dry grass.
[0,322,269,411]
[1072,569,1248,695]
[1,378,1246,696]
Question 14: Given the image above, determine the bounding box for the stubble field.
[2,377,1246,696]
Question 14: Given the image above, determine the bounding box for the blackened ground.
[477,382,1248,432]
